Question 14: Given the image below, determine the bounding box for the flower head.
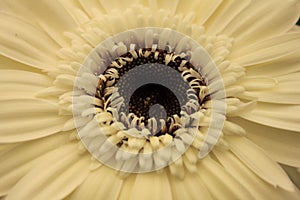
[0,0,300,199]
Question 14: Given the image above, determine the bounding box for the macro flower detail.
[0,0,300,200]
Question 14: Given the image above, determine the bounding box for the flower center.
[72,28,226,173]
[96,48,208,137]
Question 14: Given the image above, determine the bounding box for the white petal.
[241,102,300,132]
[0,12,59,70]
[223,0,300,48]
[197,156,254,200]
[0,133,69,195]
[0,98,69,142]
[71,166,123,200]
[231,33,300,66]
[227,136,295,191]
[231,117,300,167]
[205,0,251,35]
[129,171,172,200]
[213,149,300,200]
[1,0,77,47]
[6,144,90,200]
[0,69,52,100]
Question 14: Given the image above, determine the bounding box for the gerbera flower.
[0,0,300,199]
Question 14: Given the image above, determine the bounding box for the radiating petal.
[176,0,222,25]
[230,33,300,66]
[241,102,300,132]
[281,165,300,189]
[147,0,179,15]
[197,156,254,200]
[0,133,70,195]
[227,136,295,191]
[0,12,59,70]
[70,166,123,200]
[99,0,141,14]
[129,171,172,200]
[241,72,300,104]
[222,0,300,48]
[213,149,300,199]
[6,144,90,200]
[205,0,251,35]
[230,117,300,167]
[168,170,213,200]
[0,70,52,100]
[0,0,77,47]
[245,50,300,77]
[0,98,70,142]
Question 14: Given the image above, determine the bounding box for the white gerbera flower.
[0,0,300,200]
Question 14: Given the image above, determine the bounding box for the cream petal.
[77,0,106,17]
[0,98,70,142]
[129,171,172,200]
[6,144,90,200]
[227,136,295,191]
[231,117,300,167]
[197,156,254,200]
[241,73,300,104]
[0,12,59,70]
[1,0,77,47]
[0,55,41,72]
[0,133,70,196]
[204,0,251,35]
[213,149,300,199]
[168,170,213,200]
[147,0,179,15]
[245,50,300,77]
[118,174,136,200]
[230,33,300,66]
[99,0,141,14]
[176,0,222,25]
[223,0,300,48]
[241,102,300,132]
[70,166,123,200]
[0,70,52,100]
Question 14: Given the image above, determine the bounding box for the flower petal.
[231,117,300,167]
[176,0,222,25]
[241,102,300,132]
[0,12,59,70]
[70,166,123,199]
[213,149,300,199]
[241,72,300,104]
[0,69,52,100]
[168,170,213,200]
[6,144,90,200]
[227,136,295,191]
[230,33,300,66]
[223,0,300,48]
[205,0,251,35]
[197,156,255,200]
[0,133,70,196]
[0,0,77,47]
[245,50,300,77]
[129,171,172,200]
[0,98,69,142]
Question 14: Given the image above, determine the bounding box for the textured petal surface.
[70,166,123,200]
[227,136,295,191]
[6,144,90,200]
[0,0,77,47]
[0,12,59,70]
[197,156,254,200]
[214,150,300,199]
[241,103,300,132]
[231,118,300,167]
[231,33,300,66]
[0,70,52,100]
[129,171,173,200]
[223,0,300,48]
[0,133,70,195]
[0,98,69,142]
